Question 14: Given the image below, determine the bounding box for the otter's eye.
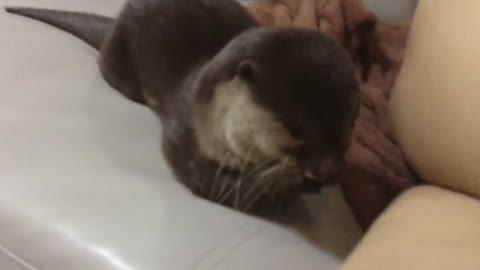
[236,60,258,82]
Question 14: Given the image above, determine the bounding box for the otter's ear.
[236,60,259,82]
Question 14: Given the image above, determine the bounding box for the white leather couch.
[0,0,416,269]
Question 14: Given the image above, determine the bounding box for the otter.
[5,0,359,212]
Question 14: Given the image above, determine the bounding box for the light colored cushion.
[390,0,480,198]
[342,186,480,270]
[0,0,363,269]
[362,0,417,24]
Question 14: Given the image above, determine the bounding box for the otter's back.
[121,0,257,96]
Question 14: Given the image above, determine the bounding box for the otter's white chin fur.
[195,77,300,169]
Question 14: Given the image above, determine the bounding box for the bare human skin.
[391,0,480,199]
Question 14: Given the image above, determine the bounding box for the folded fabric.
[245,0,417,229]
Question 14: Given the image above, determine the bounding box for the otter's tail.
[5,7,114,50]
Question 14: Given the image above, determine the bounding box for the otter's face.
[193,28,359,199]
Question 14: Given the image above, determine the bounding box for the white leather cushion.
[0,0,363,269]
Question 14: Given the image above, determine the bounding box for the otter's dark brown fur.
[6,0,359,212]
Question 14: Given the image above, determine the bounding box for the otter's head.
[192,28,360,205]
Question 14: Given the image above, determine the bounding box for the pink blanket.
[245,0,417,229]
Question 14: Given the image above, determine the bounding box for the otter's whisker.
[242,188,264,212]
[233,143,256,209]
[240,162,279,209]
[210,154,228,199]
[233,180,243,209]
[243,159,277,179]
[242,130,276,179]
[215,159,234,201]
[241,172,278,212]
[240,143,256,175]
[211,152,238,200]
[239,159,278,201]
[218,178,239,204]
[220,160,255,206]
